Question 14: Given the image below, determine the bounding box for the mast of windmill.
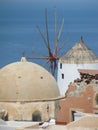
[28,8,69,77]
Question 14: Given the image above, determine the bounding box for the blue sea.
[0,0,98,71]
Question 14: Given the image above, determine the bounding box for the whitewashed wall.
[57,62,98,95]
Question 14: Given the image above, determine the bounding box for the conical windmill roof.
[60,37,98,64]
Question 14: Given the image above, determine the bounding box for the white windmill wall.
[57,62,98,96]
[57,37,98,95]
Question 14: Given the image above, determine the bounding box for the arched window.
[3,114,8,121]
[95,93,98,105]
[0,110,8,121]
[32,111,41,121]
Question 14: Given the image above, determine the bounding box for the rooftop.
[60,37,98,64]
[78,69,98,76]
[0,115,98,130]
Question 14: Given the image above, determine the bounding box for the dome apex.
[20,57,27,62]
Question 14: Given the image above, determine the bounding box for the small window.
[60,63,62,69]
[62,73,64,79]
[95,93,98,105]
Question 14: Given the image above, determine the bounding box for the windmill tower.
[57,37,98,95]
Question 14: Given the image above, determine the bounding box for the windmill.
[28,8,69,77]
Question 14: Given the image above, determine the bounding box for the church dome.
[0,57,60,102]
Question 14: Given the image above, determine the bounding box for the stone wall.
[0,101,55,121]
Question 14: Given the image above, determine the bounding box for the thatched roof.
[60,37,98,64]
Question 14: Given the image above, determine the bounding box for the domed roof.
[60,37,98,64]
[0,57,60,102]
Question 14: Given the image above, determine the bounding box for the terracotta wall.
[57,85,98,124]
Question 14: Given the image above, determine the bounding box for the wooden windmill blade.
[28,8,68,77]
[57,39,70,53]
[36,8,55,75]
[56,18,64,44]
[31,50,47,58]
[54,7,57,47]
[27,50,47,60]
[45,8,52,56]
[53,9,64,57]
[42,60,50,67]
[27,57,47,60]
[37,25,48,49]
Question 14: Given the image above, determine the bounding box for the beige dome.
[0,57,60,102]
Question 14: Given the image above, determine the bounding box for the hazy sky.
[0,0,98,67]
[0,0,98,21]
[0,0,98,14]
[0,0,98,27]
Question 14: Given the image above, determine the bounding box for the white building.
[57,37,98,95]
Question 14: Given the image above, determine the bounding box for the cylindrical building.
[57,37,98,95]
